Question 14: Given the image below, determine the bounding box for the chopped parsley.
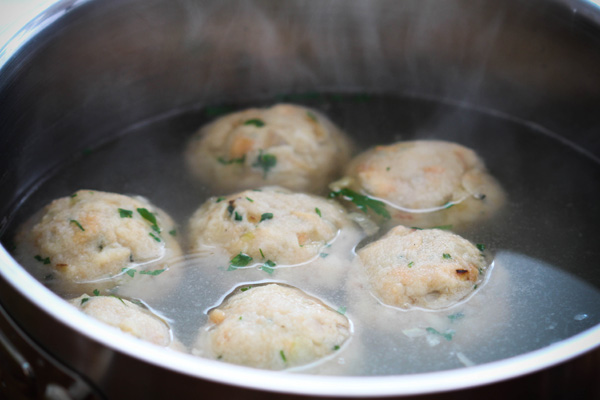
[118,208,133,218]
[260,212,273,222]
[315,207,322,217]
[408,261,414,268]
[306,111,318,122]
[478,267,484,275]
[228,252,253,270]
[137,208,160,233]
[204,105,234,117]
[386,167,391,171]
[261,260,276,274]
[443,253,452,259]
[70,193,78,198]
[333,345,340,351]
[244,118,265,127]
[476,243,486,252]
[139,268,166,276]
[227,203,235,216]
[474,284,479,290]
[216,197,225,203]
[34,255,51,264]
[329,188,390,220]
[253,150,277,178]
[259,248,265,259]
[448,312,465,322]
[234,211,243,221]
[169,229,177,236]
[245,197,254,202]
[280,350,287,362]
[240,286,252,292]
[217,155,246,165]
[80,297,90,305]
[426,327,455,341]
[319,253,329,258]
[336,306,347,315]
[443,202,454,209]
[149,232,161,242]
[110,295,126,305]
[70,219,85,231]
[93,289,100,296]
[122,267,136,278]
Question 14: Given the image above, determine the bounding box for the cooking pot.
[1,0,599,398]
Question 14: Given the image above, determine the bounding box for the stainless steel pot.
[1,0,599,398]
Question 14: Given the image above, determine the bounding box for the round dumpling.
[188,186,355,267]
[356,225,488,310]
[15,190,182,296]
[185,103,353,194]
[193,284,351,370]
[69,294,175,347]
[331,140,504,229]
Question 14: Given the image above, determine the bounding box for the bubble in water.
[574,313,588,321]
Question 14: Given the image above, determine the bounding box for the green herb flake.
[443,253,452,259]
[110,295,126,305]
[217,155,246,165]
[261,260,276,274]
[234,211,243,221]
[408,261,414,268]
[333,345,340,351]
[474,284,479,290]
[336,306,347,315]
[476,243,486,252]
[244,118,266,127]
[204,105,234,117]
[137,208,160,233]
[122,268,136,278]
[239,316,242,320]
[259,248,265,259]
[80,297,90,305]
[306,111,318,122]
[70,219,85,231]
[260,212,274,222]
[34,255,51,265]
[169,229,177,236]
[246,197,254,202]
[228,252,253,270]
[443,202,454,209]
[93,289,100,296]
[70,193,78,198]
[478,267,484,275]
[315,207,322,217]
[426,327,455,341]
[253,150,277,178]
[216,197,226,203]
[280,350,287,362]
[139,268,166,276]
[386,167,391,171]
[240,286,252,292]
[149,232,161,242]
[448,312,465,322]
[227,204,235,216]
[329,188,390,220]
[118,208,133,218]
[319,253,329,258]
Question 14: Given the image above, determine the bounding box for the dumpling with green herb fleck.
[69,294,180,349]
[356,225,489,310]
[14,190,183,296]
[192,284,351,370]
[185,103,353,194]
[187,186,359,277]
[330,140,505,230]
